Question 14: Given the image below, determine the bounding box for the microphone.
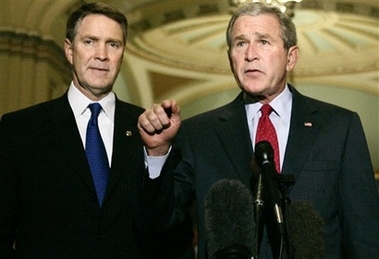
[254,142,325,258]
[287,201,326,258]
[254,141,284,231]
[205,179,256,259]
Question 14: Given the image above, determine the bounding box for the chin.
[243,85,267,95]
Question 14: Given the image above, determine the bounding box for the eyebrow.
[81,34,123,43]
[254,32,271,39]
[233,31,271,42]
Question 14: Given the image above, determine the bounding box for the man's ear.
[64,39,73,65]
[227,50,234,74]
[286,45,299,72]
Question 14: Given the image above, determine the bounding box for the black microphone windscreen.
[288,201,325,259]
[205,179,256,259]
[255,141,274,166]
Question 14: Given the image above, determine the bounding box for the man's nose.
[245,45,258,62]
[95,44,109,61]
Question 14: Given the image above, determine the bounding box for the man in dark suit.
[0,2,193,258]
[137,2,379,259]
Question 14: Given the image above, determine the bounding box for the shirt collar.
[245,84,293,123]
[269,85,292,124]
[67,82,116,121]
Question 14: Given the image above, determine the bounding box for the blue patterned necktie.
[85,103,110,206]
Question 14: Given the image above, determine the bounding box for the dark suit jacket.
[151,85,379,259]
[0,93,194,259]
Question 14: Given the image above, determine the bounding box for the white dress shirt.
[68,82,165,178]
[67,82,115,167]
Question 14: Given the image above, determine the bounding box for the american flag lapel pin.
[304,122,313,127]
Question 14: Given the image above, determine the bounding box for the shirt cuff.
[144,146,171,179]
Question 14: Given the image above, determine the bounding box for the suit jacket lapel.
[49,94,96,192]
[282,86,321,180]
[215,94,254,184]
[104,99,143,202]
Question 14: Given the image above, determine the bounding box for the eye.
[108,42,120,49]
[235,41,247,47]
[261,40,269,45]
[84,39,93,45]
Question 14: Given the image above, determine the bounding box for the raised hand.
[137,100,181,156]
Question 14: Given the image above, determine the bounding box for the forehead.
[232,14,280,37]
[76,14,123,38]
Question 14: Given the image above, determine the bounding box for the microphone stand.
[253,173,264,259]
[277,174,295,259]
[256,168,287,259]
[253,141,295,259]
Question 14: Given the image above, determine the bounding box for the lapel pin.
[304,122,313,127]
[125,130,132,137]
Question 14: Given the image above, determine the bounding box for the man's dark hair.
[66,2,128,44]
[226,2,297,51]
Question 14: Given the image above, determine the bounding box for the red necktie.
[255,104,280,173]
